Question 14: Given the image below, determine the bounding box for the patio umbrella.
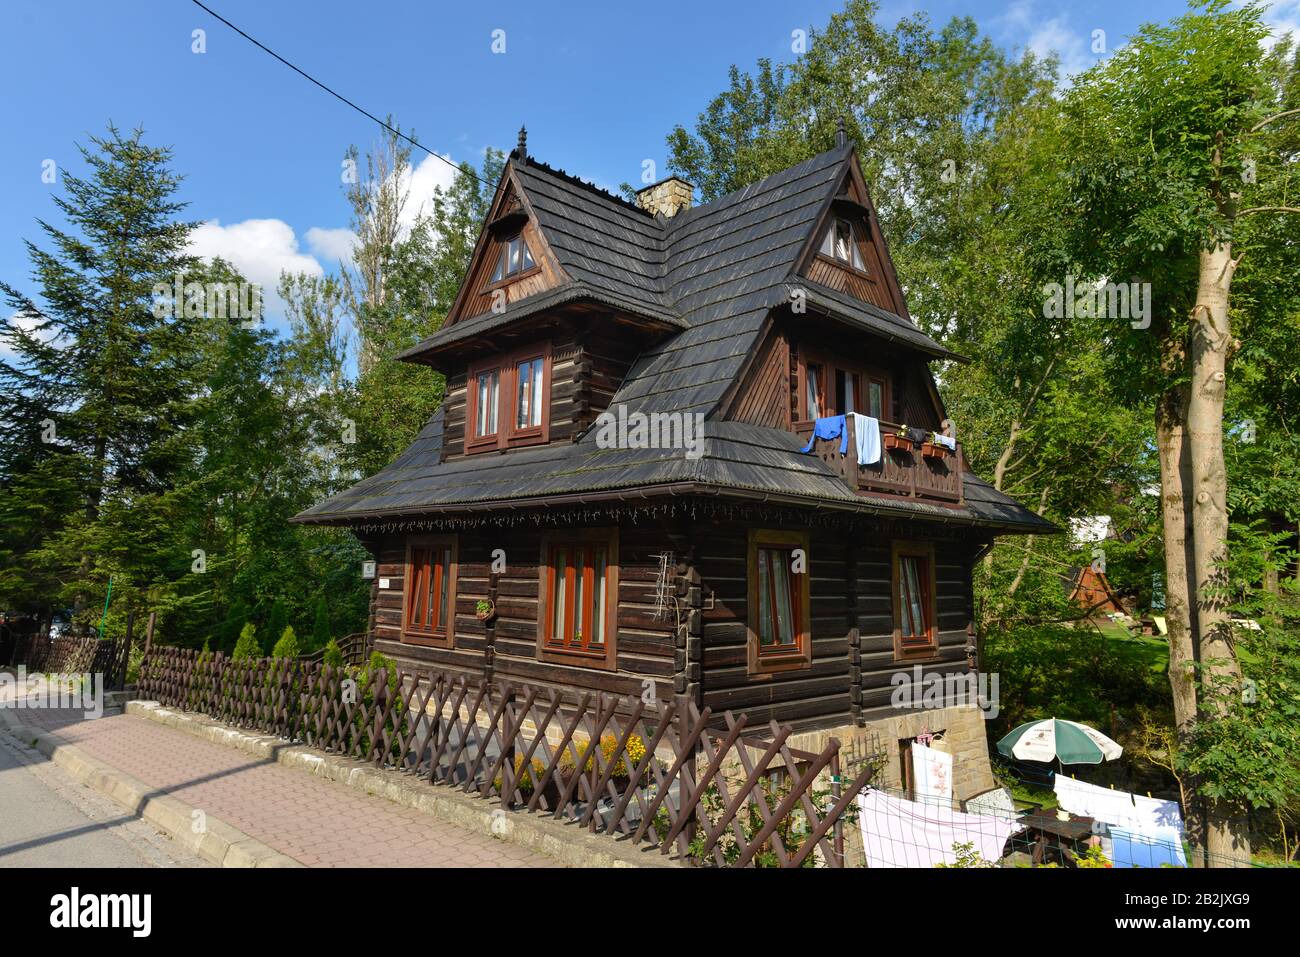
[997,718,1122,765]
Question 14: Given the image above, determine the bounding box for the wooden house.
[294,130,1054,800]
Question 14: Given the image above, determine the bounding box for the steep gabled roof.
[297,143,1049,533]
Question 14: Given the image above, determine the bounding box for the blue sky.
[3,0,1297,332]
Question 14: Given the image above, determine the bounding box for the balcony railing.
[795,418,964,504]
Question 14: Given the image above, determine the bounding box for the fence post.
[115,610,135,691]
[675,693,696,860]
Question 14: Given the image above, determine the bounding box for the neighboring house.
[1064,515,1128,616]
[1062,565,1127,616]
[294,129,1054,800]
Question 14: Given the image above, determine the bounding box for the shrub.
[494,752,548,793]
[559,733,647,778]
[271,626,299,659]
[321,638,344,668]
[1075,842,1113,868]
[231,623,260,660]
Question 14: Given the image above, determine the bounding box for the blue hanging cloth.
[801,415,849,455]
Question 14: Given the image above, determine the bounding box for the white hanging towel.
[932,433,956,451]
[911,742,953,805]
[847,412,881,466]
[1053,776,1184,838]
[856,789,1021,868]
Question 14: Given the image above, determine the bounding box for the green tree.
[271,625,299,659]
[231,622,261,660]
[1056,0,1299,864]
[0,125,201,633]
[310,594,331,651]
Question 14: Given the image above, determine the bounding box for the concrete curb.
[0,706,302,868]
[126,700,680,869]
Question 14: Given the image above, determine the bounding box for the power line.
[189,0,493,188]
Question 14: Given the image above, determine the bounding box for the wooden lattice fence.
[136,646,881,867]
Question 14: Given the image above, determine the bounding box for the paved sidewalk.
[3,702,557,868]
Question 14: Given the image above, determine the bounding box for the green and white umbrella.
[997,718,1123,765]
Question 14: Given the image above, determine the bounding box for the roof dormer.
[799,159,910,320]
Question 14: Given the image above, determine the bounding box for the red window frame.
[747,529,812,675]
[464,341,552,454]
[403,535,458,648]
[892,541,938,660]
[537,529,618,670]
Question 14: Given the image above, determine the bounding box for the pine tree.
[264,600,288,650]
[310,594,331,651]
[231,622,260,660]
[0,125,200,625]
[271,625,299,659]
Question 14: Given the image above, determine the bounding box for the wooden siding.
[441,324,641,461]
[696,522,977,732]
[371,524,682,701]
[806,254,900,314]
[365,518,980,735]
[730,327,791,429]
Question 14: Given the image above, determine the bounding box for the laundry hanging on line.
[848,412,882,466]
[800,414,849,455]
[856,789,1022,868]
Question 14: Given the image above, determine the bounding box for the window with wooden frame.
[538,529,618,670]
[747,529,812,675]
[796,348,890,424]
[488,232,536,285]
[817,217,869,274]
[402,535,459,648]
[891,541,938,660]
[464,342,552,454]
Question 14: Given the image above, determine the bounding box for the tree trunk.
[1188,242,1249,866]
[1156,385,1198,737]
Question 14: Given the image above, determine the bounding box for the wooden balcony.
[795,418,964,504]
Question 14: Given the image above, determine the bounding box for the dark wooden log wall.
[695,521,979,733]
[364,519,980,734]
[369,523,683,702]
[441,324,638,462]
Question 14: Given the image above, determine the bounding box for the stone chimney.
[635,176,694,218]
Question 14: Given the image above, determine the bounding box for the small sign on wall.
[361,560,376,579]
[378,578,390,590]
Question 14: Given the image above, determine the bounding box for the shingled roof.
[296,144,1052,533]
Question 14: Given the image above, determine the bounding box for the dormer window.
[819,217,867,273]
[465,342,552,453]
[489,234,535,284]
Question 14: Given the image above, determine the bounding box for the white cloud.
[1257,0,1299,49]
[189,218,324,320]
[1026,16,1093,79]
[397,151,458,235]
[305,226,357,266]
[0,309,54,363]
[998,1,1099,82]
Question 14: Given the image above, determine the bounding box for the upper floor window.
[798,349,889,423]
[474,369,500,439]
[489,234,536,284]
[819,217,867,273]
[465,342,552,453]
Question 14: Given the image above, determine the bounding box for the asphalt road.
[0,728,209,868]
